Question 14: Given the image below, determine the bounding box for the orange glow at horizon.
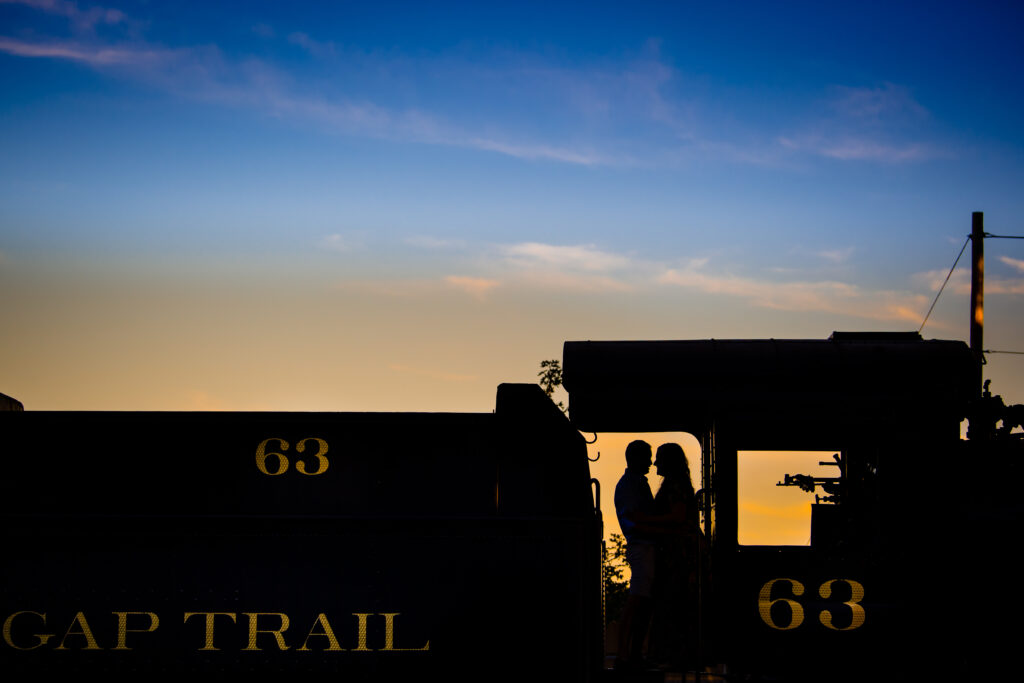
[738,451,839,546]
[585,432,702,544]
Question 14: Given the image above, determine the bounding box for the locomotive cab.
[563,332,978,680]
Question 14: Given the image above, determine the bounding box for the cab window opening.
[737,450,842,547]
[586,432,702,575]
[586,430,702,639]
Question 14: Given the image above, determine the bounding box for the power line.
[985,350,1024,355]
[919,236,970,333]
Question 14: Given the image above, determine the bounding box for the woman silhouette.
[648,442,701,670]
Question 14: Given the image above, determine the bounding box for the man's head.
[625,439,652,474]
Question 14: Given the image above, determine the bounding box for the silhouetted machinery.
[563,331,1024,681]
[2,332,1021,680]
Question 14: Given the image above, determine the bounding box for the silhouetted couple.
[613,439,700,671]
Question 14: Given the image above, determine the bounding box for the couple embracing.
[613,439,702,671]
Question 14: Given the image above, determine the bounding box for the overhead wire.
[918,236,970,333]
[915,228,1023,341]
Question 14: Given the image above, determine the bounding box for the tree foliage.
[538,359,628,623]
[604,533,630,625]
[538,359,566,413]
[538,359,626,621]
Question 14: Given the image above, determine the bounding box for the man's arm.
[626,503,688,534]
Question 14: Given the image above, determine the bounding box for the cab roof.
[563,332,977,434]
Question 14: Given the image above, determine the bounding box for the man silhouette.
[614,439,656,669]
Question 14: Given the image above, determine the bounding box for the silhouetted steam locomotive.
[564,332,1023,681]
[2,332,1021,681]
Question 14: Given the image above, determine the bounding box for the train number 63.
[757,578,865,631]
[255,438,330,476]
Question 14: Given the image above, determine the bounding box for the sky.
[2,1,1024,542]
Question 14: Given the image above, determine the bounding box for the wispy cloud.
[287,31,335,58]
[502,242,631,271]
[659,261,929,322]
[0,4,728,168]
[443,275,499,300]
[0,32,618,165]
[320,233,354,252]
[251,24,275,39]
[983,279,1024,295]
[829,83,928,121]
[1001,256,1024,274]
[914,267,1024,295]
[914,267,969,295]
[458,137,608,166]
[336,237,972,323]
[0,37,165,65]
[0,2,627,166]
[778,135,939,163]
[778,83,946,164]
[818,247,854,263]
[494,242,941,318]
[340,241,640,295]
[497,242,637,292]
[0,4,950,168]
[0,0,126,31]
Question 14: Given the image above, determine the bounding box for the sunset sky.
[2,1,1023,543]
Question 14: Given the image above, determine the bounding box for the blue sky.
[2,0,1023,413]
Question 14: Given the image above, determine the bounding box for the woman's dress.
[648,476,700,667]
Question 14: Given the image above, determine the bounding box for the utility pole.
[970,211,984,396]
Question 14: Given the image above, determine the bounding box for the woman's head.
[654,442,690,481]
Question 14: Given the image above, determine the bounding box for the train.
[2,331,1022,681]
[565,332,1023,681]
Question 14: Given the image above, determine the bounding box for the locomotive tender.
[0,385,601,679]
[2,332,1020,680]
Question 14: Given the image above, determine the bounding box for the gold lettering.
[3,611,53,650]
[295,438,329,475]
[297,613,344,651]
[255,438,290,476]
[112,611,159,650]
[352,613,372,651]
[183,612,237,651]
[55,611,101,650]
[818,579,866,630]
[757,578,805,630]
[380,613,429,651]
[243,612,290,651]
